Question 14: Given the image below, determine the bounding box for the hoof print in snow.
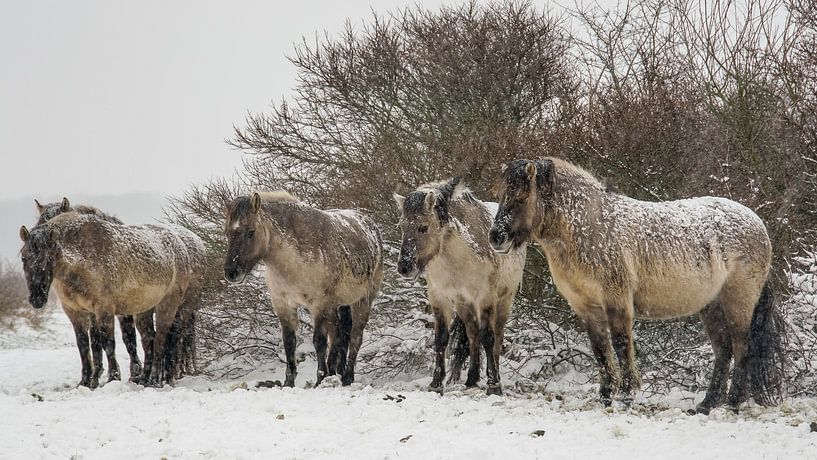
[399,435,412,443]
[383,394,406,403]
[30,393,44,402]
[810,422,817,433]
[276,414,285,420]
[530,430,545,438]
[256,380,283,389]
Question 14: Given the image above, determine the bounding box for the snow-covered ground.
[1,308,816,459]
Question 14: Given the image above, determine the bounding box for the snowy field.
[1,309,816,460]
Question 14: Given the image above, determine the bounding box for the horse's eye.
[418,225,428,234]
[21,256,27,263]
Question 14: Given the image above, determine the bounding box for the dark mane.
[227,196,254,221]
[36,201,122,226]
[403,177,465,224]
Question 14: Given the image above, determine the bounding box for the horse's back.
[617,195,771,318]
[46,214,184,314]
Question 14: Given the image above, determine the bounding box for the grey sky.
[0,0,457,201]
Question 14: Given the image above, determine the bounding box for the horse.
[489,157,785,412]
[34,197,143,383]
[224,191,383,387]
[394,178,526,395]
[35,197,205,382]
[19,211,204,387]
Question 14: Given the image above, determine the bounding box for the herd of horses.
[17,157,785,414]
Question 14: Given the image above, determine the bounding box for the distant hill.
[0,192,169,266]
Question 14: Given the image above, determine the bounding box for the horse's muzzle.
[489,228,512,253]
[29,292,48,309]
[224,267,247,284]
[397,260,420,281]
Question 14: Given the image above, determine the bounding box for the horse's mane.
[405,178,478,224]
[36,201,122,226]
[228,190,301,222]
[497,157,605,195]
[256,190,299,203]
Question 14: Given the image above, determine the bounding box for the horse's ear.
[392,193,405,209]
[251,192,262,213]
[535,159,555,195]
[61,197,70,212]
[19,225,29,242]
[34,199,44,213]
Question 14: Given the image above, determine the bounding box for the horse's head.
[224,192,267,284]
[490,159,554,253]
[19,224,60,309]
[393,179,459,281]
[35,197,70,225]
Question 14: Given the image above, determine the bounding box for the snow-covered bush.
[0,259,47,331]
[784,249,817,395]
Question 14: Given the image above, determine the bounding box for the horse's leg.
[135,311,155,384]
[118,315,142,380]
[721,287,756,410]
[89,314,104,386]
[460,306,482,388]
[64,307,95,388]
[169,306,188,380]
[429,306,450,394]
[486,300,511,396]
[696,302,733,414]
[607,301,640,404]
[341,299,371,386]
[328,305,352,377]
[446,314,469,385]
[147,298,181,387]
[97,311,120,382]
[312,310,330,386]
[183,309,198,376]
[274,304,299,388]
[576,305,618,407]
[480,306,501,396]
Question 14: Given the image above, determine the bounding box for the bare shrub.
[169,0,817,396]
[0,259,45,330]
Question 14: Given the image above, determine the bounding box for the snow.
[2,308,816,459]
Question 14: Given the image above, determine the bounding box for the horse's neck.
[539,183,604,254]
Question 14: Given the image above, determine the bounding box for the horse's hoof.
[108,370,121,382]
[283,376,296,388]
[341,372,354,386]
[600,396,612,408]
[693,404,712,415]
[486,384,503,396]
[427,385,444,395]
[129,363,143,379]
[465,380,479,389]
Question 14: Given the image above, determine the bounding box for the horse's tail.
[448,315,469,366]
[746,281,787,405]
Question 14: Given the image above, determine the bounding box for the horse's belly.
[634,276,724,319]
[114,282,174,315]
